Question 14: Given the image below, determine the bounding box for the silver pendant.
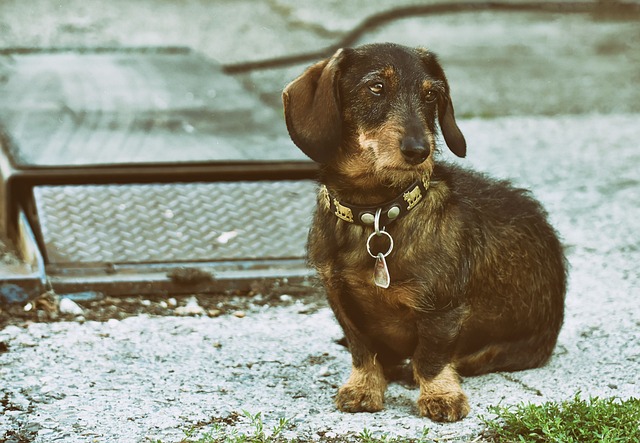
[373,252,391,288]
[366,208,394,289]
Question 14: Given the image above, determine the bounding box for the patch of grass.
[158,394,640,443]
[481,393,640,443]
[357,427,430,443]
[175,410,290,443]
[157,410,431,443]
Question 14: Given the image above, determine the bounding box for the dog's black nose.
[400,137,430,165]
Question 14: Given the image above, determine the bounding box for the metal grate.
[0,50,303,167]
[34,181,317,265]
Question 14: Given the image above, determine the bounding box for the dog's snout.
[400,137,430,165]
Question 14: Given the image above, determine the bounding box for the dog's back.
[431,163,566,375]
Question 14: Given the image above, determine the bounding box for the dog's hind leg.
[454,334,559,376]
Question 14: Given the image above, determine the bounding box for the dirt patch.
[0,283,327,330]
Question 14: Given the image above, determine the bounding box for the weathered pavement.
[1,1,639,442]
[1,114,639,442]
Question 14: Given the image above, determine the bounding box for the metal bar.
[47,260,315,296]
[0,209,47,303]
[4,161,318,243]
[13,161,319,186]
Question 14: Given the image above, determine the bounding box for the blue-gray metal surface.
[34,181,316,265]
[0,49,318,282]
[0,49,305,167]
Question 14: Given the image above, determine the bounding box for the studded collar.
[321,175,430,228]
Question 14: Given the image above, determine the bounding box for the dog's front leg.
[327,289,387,413]
[412,307,470,422]
[336,349,387,413]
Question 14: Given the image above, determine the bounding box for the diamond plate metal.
[0,50,305,167]
[34,181,317,265]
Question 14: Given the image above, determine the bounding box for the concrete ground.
[1,1,639,442]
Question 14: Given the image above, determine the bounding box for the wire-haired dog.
[282,43,566,422]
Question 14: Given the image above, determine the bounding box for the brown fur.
[283,43,566,422]
[336,354,387,413]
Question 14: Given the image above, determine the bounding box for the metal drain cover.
[1,49,318,296]
[34,180,316,266]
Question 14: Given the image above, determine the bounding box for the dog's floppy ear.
[417,48,467,158]
[438,95,467,158]
[282,49,346,164]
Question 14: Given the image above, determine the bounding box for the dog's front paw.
[417,392,470,422]
[414,364,470,421]
[335,384,384,413]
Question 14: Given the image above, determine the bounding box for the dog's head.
[283,43,466,184]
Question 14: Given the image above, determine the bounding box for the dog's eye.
[368,82,384,96]
[425,89,438,103]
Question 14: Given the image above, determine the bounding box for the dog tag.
[373,252,391,288]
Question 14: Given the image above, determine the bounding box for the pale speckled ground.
[1,1,639,442]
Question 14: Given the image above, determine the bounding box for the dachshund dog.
[282,43,566,422]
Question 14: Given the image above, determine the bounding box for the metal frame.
[1,143,318,296]
[1,135,318,244]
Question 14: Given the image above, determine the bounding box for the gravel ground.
[1,114,639,442]
[1,1,639,442]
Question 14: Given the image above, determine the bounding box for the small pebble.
[167,298,178,307]
[59,298,84,316]
[208,309,222,317]
[233,310,246,318]
[174,296,205,316]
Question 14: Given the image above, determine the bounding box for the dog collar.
[321,175,430,228]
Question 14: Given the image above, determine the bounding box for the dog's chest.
[310,213,429,355]
[343,273,420,355]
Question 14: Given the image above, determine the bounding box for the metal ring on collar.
[366,230,394,259]
[374,207,383,234]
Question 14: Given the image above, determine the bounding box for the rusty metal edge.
[0,209,48,303]
[47,260,316,296]
[13,161,319,185]
[0,46,192,56]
